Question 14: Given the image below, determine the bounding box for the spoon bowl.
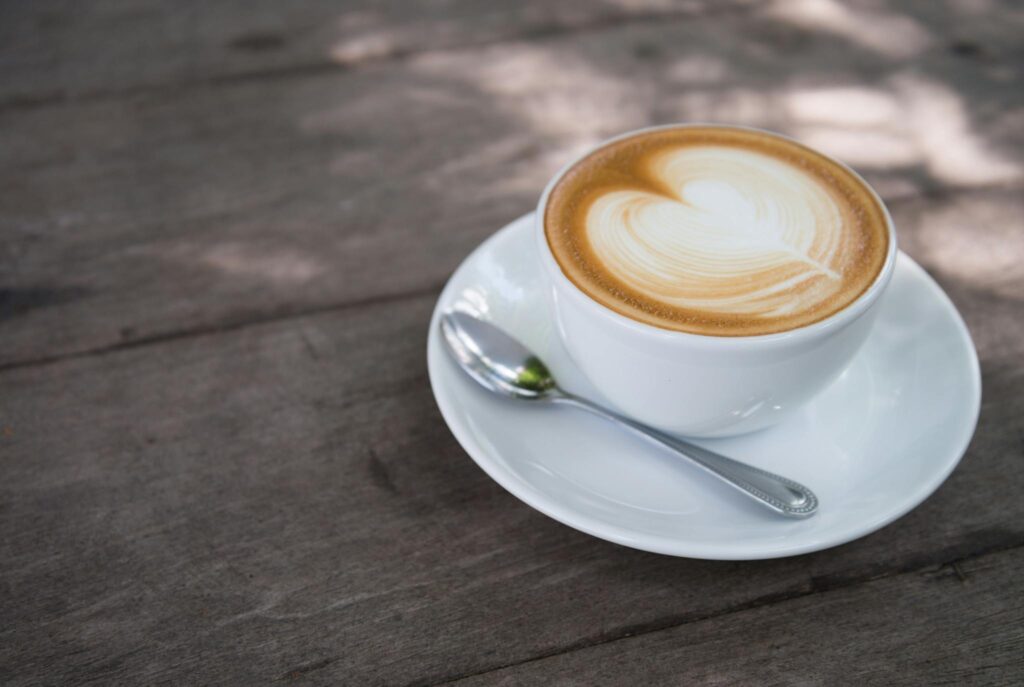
[441,313,556,400]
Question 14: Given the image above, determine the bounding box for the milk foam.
[544,126,890,336]
[586,146,844,318]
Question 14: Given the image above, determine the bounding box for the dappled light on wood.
[201,243,325,284]
[330,32,397,64]
[3,2,1023,683]
[404,27,1021,196]
[898,192,1024,302]
[666,55,730,84]
[789,77,1022,186]
[898,77,1022,186]
[430,47,644,148]
[787,87,902,128]
[767,0,931,58]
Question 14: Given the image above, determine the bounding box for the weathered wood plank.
[452,546,1024,686]
[3,8,1022,367]
[1,1,1020,105]
[0,0,753,105]
[1,269,1022,685]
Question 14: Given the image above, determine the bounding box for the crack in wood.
[276,657,334,681]
[368,447,399,495]
[298,329,320,361]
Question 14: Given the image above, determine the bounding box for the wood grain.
[2,1,1019,105]
[3,2,1024,685]
[0,0,754,106]
[452,547,1024,686]
[1,283,1021,685]
[3,4,1022,367]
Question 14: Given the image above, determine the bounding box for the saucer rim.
[427,213,982,560]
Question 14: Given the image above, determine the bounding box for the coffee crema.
[544,126,890,336]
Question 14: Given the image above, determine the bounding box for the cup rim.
[535,122,899,349]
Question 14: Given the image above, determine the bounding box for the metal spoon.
[440,311,818,519]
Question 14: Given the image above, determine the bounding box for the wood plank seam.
[0,281,445,375]
[3,182,1018,375]
[417,538,1024,687]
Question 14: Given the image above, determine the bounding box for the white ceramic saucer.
[427,214,981,560]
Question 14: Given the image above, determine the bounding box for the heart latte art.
[544,127,890,336]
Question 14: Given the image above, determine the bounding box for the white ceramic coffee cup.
[536,124,898,438]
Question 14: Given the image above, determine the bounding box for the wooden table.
[3,2,1023,684]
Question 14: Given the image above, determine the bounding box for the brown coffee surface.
[544,126,890,336]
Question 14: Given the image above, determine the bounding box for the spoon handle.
[552,393,818,518]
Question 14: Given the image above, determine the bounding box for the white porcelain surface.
[534,124,899,437]
[427,213,981,559]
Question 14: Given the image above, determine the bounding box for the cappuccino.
[544,126,889,336]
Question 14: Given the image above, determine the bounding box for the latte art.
[544,127,889,336]
[588,146,844,317]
